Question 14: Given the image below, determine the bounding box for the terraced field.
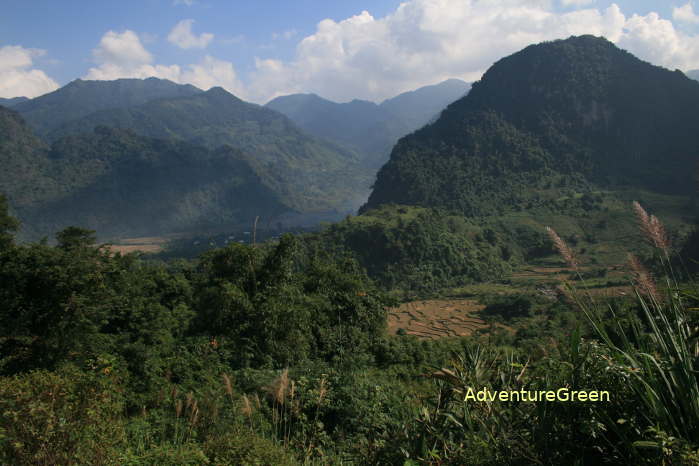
[388,299,489,339]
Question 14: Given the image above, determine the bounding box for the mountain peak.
[364,35,699,215]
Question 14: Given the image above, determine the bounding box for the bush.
[0,365,126,465]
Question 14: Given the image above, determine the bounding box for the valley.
[2,29,699,465]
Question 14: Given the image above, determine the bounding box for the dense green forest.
[365,36,699,216]
[44,86,369,213]
[0,107,290,239]
[3,34,699,464]
[2,191,699,464]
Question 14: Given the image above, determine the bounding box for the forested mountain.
[0,97,29,107]
[48,87,369,212]
[0,106,55,208]
[0,107,288,239]
[13,77,202,137]
[364,36,699,215]
[266,79,469,168]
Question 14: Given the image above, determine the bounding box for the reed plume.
[545,226,577,269]
[628,253,661,302]
[222,373,233,400]
[241,394,254,417]
[633,201,670,252]
[270,368,290,405]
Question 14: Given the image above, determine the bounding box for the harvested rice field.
[388,299,490,339]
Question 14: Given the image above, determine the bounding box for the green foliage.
[0,365,126,465]
[304,205,513,293]
[0,194,18,250]
[193,234,390,368]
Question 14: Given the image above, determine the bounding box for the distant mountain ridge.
[13,77,202,137]
[266,79,470,168]
[0,105,288,239]
[364,35,699,215]
[46,86,369,212]
[0,97,29,107]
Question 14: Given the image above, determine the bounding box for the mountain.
[13,77,202,137]
[363,35,699,216]
[45,86,369,212]
[266,79,469,168]
[379,78,471,129]
[687,70,699,81]
[0,106,56,209]
[0,107,288,239]
[0,97,29,107]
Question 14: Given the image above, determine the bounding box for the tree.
[0,194,19,250]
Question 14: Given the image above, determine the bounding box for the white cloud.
[84,30,244,96]
[173,0,196,6]
[673,3,699,24]
[561,0,595,7]
[167,19,214,49]
[92,30,152,68]
[0,45,59,98]
[243,0,699,104]
[618,12,699,70]
[272,29,298,41]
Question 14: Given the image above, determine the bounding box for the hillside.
[266,79,469,168]
[0,106,56,209]
[13,77,202,137]
[0,108,288,239]
[48,86,369,212]
[364,36,699,216]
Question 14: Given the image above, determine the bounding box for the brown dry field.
[388,299,490,339]
[106,236,169,254]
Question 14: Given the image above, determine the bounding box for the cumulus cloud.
[0,45,59,98]
[167,19,214,49]
[84,30,244,96]
[243,0,699,104]
[673,3,699,24]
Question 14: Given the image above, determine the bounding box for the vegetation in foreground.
[1,193,699,464]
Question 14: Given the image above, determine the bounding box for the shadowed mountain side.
[47,87,370,212]
[0,117,289,239]
[364,36,699,215]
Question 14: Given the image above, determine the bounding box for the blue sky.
[2,1,698,102]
